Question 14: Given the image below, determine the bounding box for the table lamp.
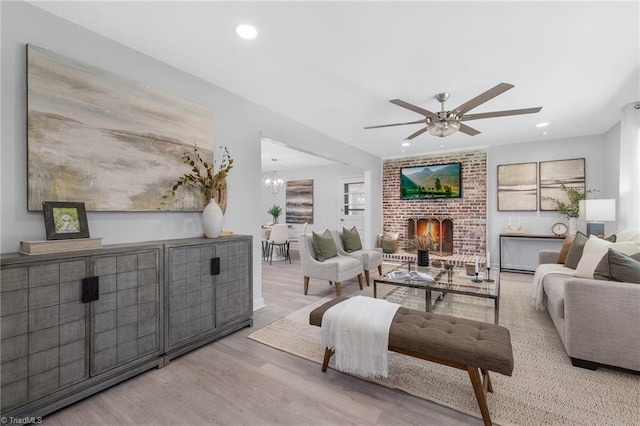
[579,199,616,237]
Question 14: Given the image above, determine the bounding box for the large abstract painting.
[539,158,586,211]
[497,162,538,211]
[285,179,314,224]
[27,44,214,211]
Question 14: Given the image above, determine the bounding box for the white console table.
[499,233,565,274]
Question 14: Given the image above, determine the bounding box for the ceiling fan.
[364,82,542,138]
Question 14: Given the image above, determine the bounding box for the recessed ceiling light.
[542,131,548,135]
[440,144,445,148]
[536,122,549,128]
[401,142,410,147]
[235,24,258,40]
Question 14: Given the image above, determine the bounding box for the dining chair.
[288,222,308,250]
[268,223,291,265]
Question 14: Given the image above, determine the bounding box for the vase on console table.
[568,217,577,235]
[417,250,430,267]
[202,199,224,238]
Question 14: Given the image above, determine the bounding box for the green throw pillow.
[593,248,640,283]
[564,232,589,269]
[312,230,338,262]
[604,234,617,242]
[342,226,362,252]
[381,238,396,254]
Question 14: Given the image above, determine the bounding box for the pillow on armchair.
[342,226,363,252]
[312,230,338,262]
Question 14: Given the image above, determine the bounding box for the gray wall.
[487,134,610,267]
[0,1,383,310]
[261,164,366,241]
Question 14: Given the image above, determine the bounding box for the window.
[343,182,365,216]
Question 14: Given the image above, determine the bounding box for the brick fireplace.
[382,149,487,258]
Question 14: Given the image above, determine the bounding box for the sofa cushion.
[312,230,338,262]
[594,248,640,283]
[342,226,362,252]
[543,275,569,319]
[574,236,640,278]
[563,232,589,269]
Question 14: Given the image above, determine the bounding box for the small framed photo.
[43,201,90,240]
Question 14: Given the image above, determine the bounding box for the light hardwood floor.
[45,250,483,425]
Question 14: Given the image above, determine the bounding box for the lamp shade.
[579,199,616,221]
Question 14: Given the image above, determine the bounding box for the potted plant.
[267,204,283,224]
[543,183,595,234]
[414,234,436,266]
[162,145,234,209]
[162,145,234,238]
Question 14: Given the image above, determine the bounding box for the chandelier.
[262,158,285,195]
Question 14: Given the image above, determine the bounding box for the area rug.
[248,276,639,425]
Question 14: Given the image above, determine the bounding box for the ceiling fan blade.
[452,82,514,116]
[460,107,542,121]
[389,99,435,117]
[363,119,426,129]
[458,123,481,136]
[405,126,431,140]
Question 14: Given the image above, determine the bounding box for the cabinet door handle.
[211,257,220,275]
[82,276,100,303]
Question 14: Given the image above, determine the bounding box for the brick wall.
[382,149,487,256]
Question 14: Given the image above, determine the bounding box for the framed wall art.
[539,158,586,211]
[27,44,214,212]
[285,179,314,224]
[43,201,90,240]
[497,162,538,211]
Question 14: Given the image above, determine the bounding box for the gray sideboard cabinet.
[0,242,164,419]
[163,236,253,363]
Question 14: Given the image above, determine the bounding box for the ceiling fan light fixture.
[428,120,460,137]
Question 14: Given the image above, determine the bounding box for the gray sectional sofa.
[533,229,640,371]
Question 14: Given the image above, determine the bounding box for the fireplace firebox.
[407,217,454,255]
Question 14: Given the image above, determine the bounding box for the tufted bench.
[309,296,514,426]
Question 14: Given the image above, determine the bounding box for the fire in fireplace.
[408,217,454,255]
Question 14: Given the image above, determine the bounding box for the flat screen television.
[400,163,462,199]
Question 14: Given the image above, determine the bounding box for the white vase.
[568,217,577,235]
[202,199,224,238]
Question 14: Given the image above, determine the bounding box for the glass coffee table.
[373,264,500,324]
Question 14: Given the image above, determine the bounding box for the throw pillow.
[594,248,640,281]
[573,235,612,278]
[573,236,640,278]
[342,226,362,252]
[312,230,338,262]
[557,235,575,264]
[563,232,589,269]
[614,228,640,242]
[381,238,396,254]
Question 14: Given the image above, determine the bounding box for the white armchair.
[299,233,363,297]
[333,230,383,286]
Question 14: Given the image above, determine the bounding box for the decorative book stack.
[20,238,103,255]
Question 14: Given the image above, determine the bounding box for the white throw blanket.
[321,296,400,378]
[529,263,575,310]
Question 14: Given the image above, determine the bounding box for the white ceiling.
[30,1,640,169]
